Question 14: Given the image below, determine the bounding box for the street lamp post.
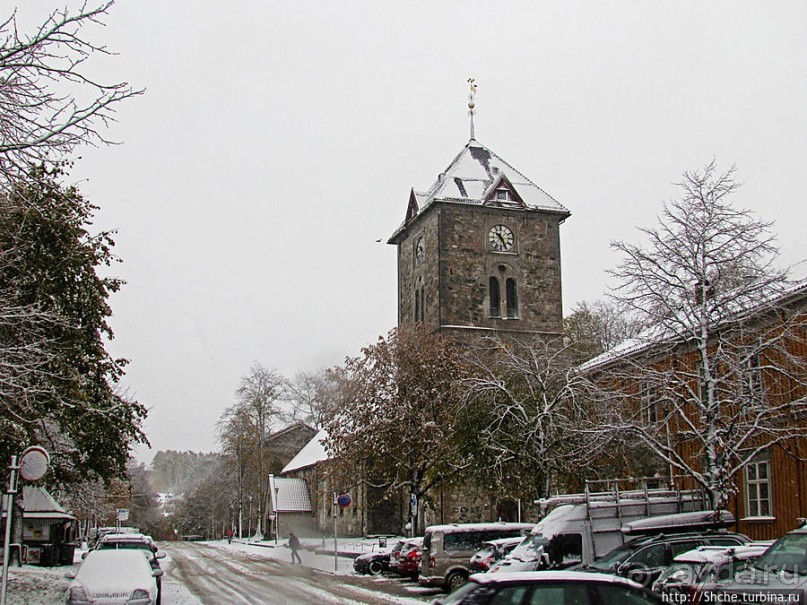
[247,495,253,539]
[274,485,280,545]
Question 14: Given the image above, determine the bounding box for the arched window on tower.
[419,286,425,322]
[506,278,518,318]
[414,289,420,322]
[489,277,500,318]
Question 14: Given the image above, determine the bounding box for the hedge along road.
[162,540,436,605]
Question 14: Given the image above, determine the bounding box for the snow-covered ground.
[2,537,436,604]
[3,543,202,605]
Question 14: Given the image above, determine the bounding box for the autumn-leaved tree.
[587,161,807,509]
[217,362,286,537]
[324,325,471,533]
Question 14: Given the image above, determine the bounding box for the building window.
[506,278,518,318]
[746,353,763,402]
[496,189,509,201]
[489,277,500,317]
[420,286,425,321]
[414,289,420,322]
[641,384,658,424]
[745,458,771,518]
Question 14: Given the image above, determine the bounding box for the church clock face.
[489,224,514,252]
[415,237,425,263]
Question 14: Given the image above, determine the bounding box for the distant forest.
[149,450,220,494]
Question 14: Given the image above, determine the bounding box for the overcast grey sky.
[15,1,807,461]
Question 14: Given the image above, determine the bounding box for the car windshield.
[508,533,548,562]
[586,542,637,571]
[474,545,495,559]
[437,581,492,605]
[752,532,807,576]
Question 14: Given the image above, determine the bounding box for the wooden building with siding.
[580,280,807,541]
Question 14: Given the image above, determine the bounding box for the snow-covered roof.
[423,139,567,211]
[471,570,644,588]
[425,522,535,534]
[4,487,75,520]
[281,428,329,474]
[268,476,312,513]
[621,510,735,535]
[671,544,771,564]
[390,138,569,242]
[579,277,807,374]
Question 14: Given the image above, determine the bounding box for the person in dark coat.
[288,532,302,564]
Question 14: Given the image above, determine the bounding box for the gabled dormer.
[483,172,526,208]
[404,188,420,224]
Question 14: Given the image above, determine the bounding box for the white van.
[491,483,721,573]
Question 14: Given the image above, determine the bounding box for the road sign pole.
[1,456,20,605]
[332,491,338,572]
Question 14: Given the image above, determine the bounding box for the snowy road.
[164,541,439,605]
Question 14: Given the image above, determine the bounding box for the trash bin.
[39,544,54,567]
[59,543,76,566]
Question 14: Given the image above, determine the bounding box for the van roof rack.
[535,476,709,520]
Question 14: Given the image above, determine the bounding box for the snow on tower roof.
[423,139,567,212]
[390,138,569,242]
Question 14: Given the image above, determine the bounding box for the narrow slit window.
[414,289,420,322]
[489,277,500,317]
[506,278,518,318]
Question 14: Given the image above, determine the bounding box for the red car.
[390,537,423,579]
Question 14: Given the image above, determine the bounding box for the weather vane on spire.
[467,78,477,140]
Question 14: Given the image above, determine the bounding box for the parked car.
[391,537,423,579]
[353,549,393,575]
[469,536,524,572]
[93,532,165,604]
[711,522,807,604]
[652,543,771,601]
[419,522,535,592]
[65,549,163,605]
[431,570,663,605]
[578,530,750,587]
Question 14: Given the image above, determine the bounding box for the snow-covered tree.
[323,325,472,534]
[0,164,147,482]
[284,369,336,430]
[0,1,142,190]
[587,161,807,509]
[564,299,644,364]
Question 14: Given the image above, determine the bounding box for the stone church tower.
[388,137,571,343]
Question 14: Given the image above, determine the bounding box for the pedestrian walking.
[288,531,302,564]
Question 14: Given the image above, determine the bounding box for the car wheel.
[368,560,384,575]
[445,571,467,593]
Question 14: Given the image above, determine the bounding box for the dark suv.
[580,531,750,587]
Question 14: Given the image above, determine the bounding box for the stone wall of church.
[395,202,565,338]
[436,203,565,335]
[396,211,441,327]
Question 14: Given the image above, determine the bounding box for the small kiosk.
[19,486,77,566]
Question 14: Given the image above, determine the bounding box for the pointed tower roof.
[390,139,569,242]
